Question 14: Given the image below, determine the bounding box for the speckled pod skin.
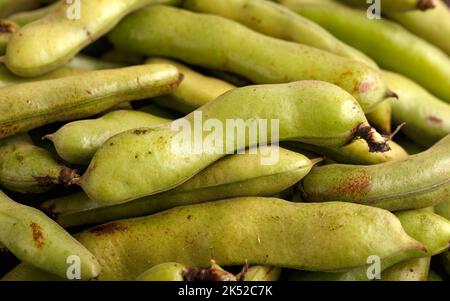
[78,81,387,204]
[47,110,170,165]
[74,197,425,280]
[286,209,450,281]
[42,146,317,227]
[384,70,450,147]
[279,0,450,104]
[387,0,450,56]
[4,0,181,76]
[301,135,450,211]
[0,189,100,280]
[0,64,182,139]
[0,134,76,194]
[183,0,376,67]
[380,258,431,281]
[109,5,388,113]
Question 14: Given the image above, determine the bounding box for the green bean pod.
[109,5,389,113]
[279,0,450,104]
[0,55,123,88]
[285,139,408,165]
[286,209,450,281]
[1,263,64,281]
[0,189,100,280]
[77,81,388,204]
[384,70,450,147]
[74,197,425,280]
[387,0,450,56]
[0,0,41,18]
[0,64,182,139]
[301,135,450,211]
[147,58,236,114]
[0,134,77,194]
[46,110,170,165]
[4,0,181,76]
[183,0,376,67]
[379,258,431,281]
[442,251,450,275]
[9,2,57,26]
[42,146,318,227]
[337,0,436,12]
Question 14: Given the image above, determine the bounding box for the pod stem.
[417,0,435,10]
[183,260,238,281]
[59,167,79,186]
[353,123,391,153]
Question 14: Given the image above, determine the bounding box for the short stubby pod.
[109,5,389,113]
[0,134,77,193]
[0,64,182,139]
[0,189,100,280]
[42,146,318,227]
[46,110,171,165]
[77,81,388,204]
[74,197,425,280]
[301,135,450,211]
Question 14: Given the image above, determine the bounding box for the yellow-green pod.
[301,135,450,211]
[74,197,425,280]
[46,110,170,165]
[337,0,436,12]
[0,189,100,280]
[279,0,450,104]
[9,2,57,26]
[0,64,181,139]
[379,257,430,281]
[146,57,236,114]
[42,146,319,227]
[109,5,389,113]
[183,0,377,67]
[1,263,64,281]
[0,134,77,194]
[435,199,450,220]
[387,0,450,56]
[241,266,281,281]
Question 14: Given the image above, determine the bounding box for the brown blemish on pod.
[427,115,443,125]
[30,223,44,248]
[88,222,129,236]
[331,172,373,198]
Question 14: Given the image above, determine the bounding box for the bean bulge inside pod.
[75,80,389,205]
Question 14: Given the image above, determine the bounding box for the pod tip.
[418,0,435,10]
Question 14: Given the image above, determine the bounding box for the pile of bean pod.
[0,0,449,282]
